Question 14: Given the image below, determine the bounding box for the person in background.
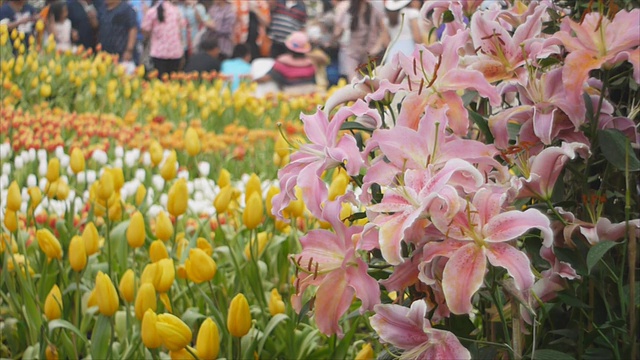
[0,0,38,37]
[141,0,186,77]
[221,43,252,91]
[408,0,432,45]
[67,0,99,50]
[97,0,137,62]
[184,31,221,73]
[178,0,209,61]
[206,0,236,59]
[384,0,420,59]
[49,0,78,51]
[232,0,269,60]
[257,31,315,94]
[267,0,306,58]
[128,0,150,65]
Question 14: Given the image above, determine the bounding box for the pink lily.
[422,187,553,314]
[291,196,380,337]
[370,300,471,360]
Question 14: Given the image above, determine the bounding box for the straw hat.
[284,31,312,54]
[384,0,412,11]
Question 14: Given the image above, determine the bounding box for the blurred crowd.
[1,0,502,94]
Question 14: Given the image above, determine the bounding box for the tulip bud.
[36,229,63,260]
[4,209,18,232]
[142,259,175,293]
[45,344,58,360]
[159,292,172,313]
[149,240,169,262]
[328,172,349,201]
[167,179,188,217]
[127,212,146,248]
[46,158,60,183]
[170,347,197,360]
[95,271,119,316]
[284,187,305,218]
[7,181,21,212]
[227,293,251,338]
[119,269,135,303]
[156,313,193,351]
[245,173,261,200]
[244,231,269,260]
[242,192,263,230]
[44,284,63,320]
[355,343,374,360]
[82,222,100,255]
[155,211,174,242]
[135,282,157,320]
[274,135,289,158]
[268,288,285,316]
[55,180,70,201]
[0,233,18,254]
[68,235,87,272]
[196,237,213,256]
[149,141,163,167]
[86,288,98,309]
[109,168,125,192]
[265,186,279,219]
[217,169,231,188]
[108,198,122,221]
[185,248,217,284]
[213,185,232,214]
[135,184,147,206]
[160,150,177,181]
[196,318,220,360]
[97,170,114,200]
[28,186,42,210]
[70,148,85,174]
[185,127,201,156]
[141,309,163,349]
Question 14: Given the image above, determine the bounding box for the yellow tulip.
[68,235,87,272]
[46,158,60,183]
[135,283,157,320]
[127,212,146,248]
[355,343,374,360]
[213,185,232,214]
[86,288,98,309]
[155,211,174,242]
[108,199,122,221]
[149,140,163,167]
[185,127,201,156]
[36,229,63,260]
[196,318,220,360]
[40,83,52,98]
[265,186,280,219]
[196,237,213,256]
[141,309,163,349]
[7,181,21,212]
[149,240,169,262]
[284,187,305,218]
[82,222,100,255]
[44,285,63,320]
[167,179,188,217]
[227,293,251,338]
[45,344,58,360]
[217,169,231,188]
[117,269,134,303]
[170,347,197,360]
[274,135,289,158]
[0,233,18,254]
[135,184,147,206]
[141,258,175,293]
[4,209,18,232]
[28,186,42,210]
[95,271,119,316]
[109,168,125,191]
[328,172,350,201]
[160,150,177,181]
[185,248,217,284]
[159,292,172,313]
[268,288,285,316]
[55,180,70,201]
[70,148,85,174]
[244,231,269,260]
[242,192,263,230]
[156,313,193,351]
[245,173,261,200]
[97,170,114,200]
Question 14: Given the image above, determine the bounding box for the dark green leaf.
[257,314,289,354]
[468,111,495,143]
[48,319,88,344]
[533,349,575,360]
[586,241,619,274]
[556,293,590,309]
[442,10,454,23]
[598,129,640,172]
[340,121,374,133]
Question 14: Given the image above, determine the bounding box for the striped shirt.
[268,0,307,44]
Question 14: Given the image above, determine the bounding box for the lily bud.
[68,235,87,272]
[127,212,146,248]
[4,210,18,232]
[82,222,100,255]
[155,211,174,242]
[242,192,263,230]
[135,184,147,206]
[185,127,201,156]
[36,229,63,260]
[213,185,232,214]
[46,158,60,183]
[149,240,169,262]
[227,293,251,338]
[217,168,231,188]
[167,179,188,217]
[156,313,193,351]
[119,269,135,303]
[268,288,285,316]
[185,248,217,284]
[135,282,157,320]
[7,181,21,212]
[160,150,177,181]
[245,173,261,200]
[95,271,119,316]
[70,148,85,174]
[196,318,220,360]
[44,284,63,320]
[141,309,163,349]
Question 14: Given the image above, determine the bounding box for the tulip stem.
[207,280,219,311]
[105,199,112,278]
[75,272,82,341]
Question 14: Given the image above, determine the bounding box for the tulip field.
[1,1,640,360]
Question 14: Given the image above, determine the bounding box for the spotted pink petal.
[370,301,429,350]
[442,243,487,314]
[418,328,471,360]
[483,208,553,247]
[347,259,381,312]
[314,269,355,337]
[486,242,534,291]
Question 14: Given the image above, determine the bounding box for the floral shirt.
[141,1,185,60]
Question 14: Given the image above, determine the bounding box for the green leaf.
[586,241,619,274]
[48,319,88,344]
[533,349,576,360]
[91,315,112,360]
[468,111,495,143]
[340,121,374,133]
[257,313,289,354]
[597,129,640,172]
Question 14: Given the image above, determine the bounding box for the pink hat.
[284,31,311,54]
